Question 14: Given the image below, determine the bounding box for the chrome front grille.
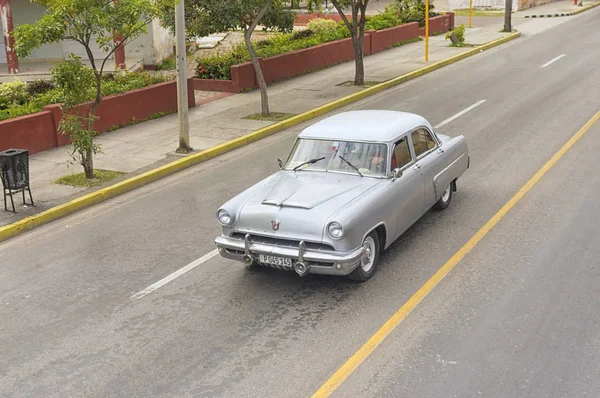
[230,233,335,252]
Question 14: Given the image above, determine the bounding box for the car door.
[410,128,446,209]
[389,135,424,240]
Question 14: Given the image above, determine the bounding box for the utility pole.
[175,0,192,154]
[425,0,429,62]
[469,0,473,28]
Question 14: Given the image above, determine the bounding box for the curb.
[573,1,600,13]
[525,12,574,17]
[0,32,521,244]
[524,1,600,17]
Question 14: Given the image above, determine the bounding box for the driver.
[370,147,386,172]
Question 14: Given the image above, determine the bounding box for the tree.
[162,0,294,117]
[504,0,513,32]
[330,0,371,86]
[13,0,174,179]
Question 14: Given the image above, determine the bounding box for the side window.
[391,137,412,170]
[411,129,436,158]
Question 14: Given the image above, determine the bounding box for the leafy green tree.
[162,0,294,116]
[52,55,103,176]
[330,0,371,86]
[13,0,174,179]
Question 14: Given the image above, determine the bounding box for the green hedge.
[0,71,171,122]
[196,6,406,81]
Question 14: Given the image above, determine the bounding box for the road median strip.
[0,32,520,244]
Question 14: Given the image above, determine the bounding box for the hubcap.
[361,237,376,273]
[442,184,451,202]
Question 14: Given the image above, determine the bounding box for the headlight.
[217,209,233,226]
[327,222,344,239]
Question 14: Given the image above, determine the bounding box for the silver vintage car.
[214,110,469,281]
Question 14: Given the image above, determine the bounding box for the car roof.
[298,110,433,142]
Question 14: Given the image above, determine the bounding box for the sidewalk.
[1,24,515,227]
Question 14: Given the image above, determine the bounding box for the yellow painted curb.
[0,32,521,244]
[573,1,600,14]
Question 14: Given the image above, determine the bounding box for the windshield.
[285,139,389,177]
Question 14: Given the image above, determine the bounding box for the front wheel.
[349,231,380,282]
[433,182,453,211]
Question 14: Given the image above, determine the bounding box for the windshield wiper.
[339,156,363,177]
[293,156,325,171]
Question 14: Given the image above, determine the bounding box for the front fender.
[322,181,390,252]
[218,173,279,233]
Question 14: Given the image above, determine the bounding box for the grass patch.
[56,169,125,188]
[453,8,504,17]
[243,112,296,122]
[156,55,176,71]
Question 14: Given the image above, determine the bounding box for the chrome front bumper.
[214,234,365,276]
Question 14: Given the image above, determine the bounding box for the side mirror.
[390,168,403,181]
[277,158,284,170]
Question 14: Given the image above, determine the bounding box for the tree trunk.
[83,149,94,179]
[82,76,102,179]
[352,35,365,86]
[245,29,270,117]
[504,0,513,32]
[354,9,367,86]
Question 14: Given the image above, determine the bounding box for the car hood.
[236,171,382,240]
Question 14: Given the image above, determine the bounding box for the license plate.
[259,254,293,267]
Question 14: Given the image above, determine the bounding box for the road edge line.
[0,32,521,244]
[312,109,600,398]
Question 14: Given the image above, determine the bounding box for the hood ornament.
[271,219,280,231]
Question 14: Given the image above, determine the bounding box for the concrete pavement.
[0,23,515,228]
[0,7,598,397]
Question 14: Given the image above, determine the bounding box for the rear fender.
[433,136,469,200]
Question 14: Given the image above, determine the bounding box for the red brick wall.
[232,62,257,90]
[260,37,362,85]
[0,78,196,154]
[0,111,57,154]
[419,13,453,36]
[369,22,420,53]
[448,12,455,30]
[193,78,239,93]
[88,79,195,133]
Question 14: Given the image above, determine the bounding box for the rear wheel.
[433,182,453,210]
[349,231,380,282]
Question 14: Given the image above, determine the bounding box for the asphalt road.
[1,9,599,398]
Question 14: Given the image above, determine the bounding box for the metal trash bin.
[0,149,34,212]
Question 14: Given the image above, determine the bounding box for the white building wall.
[448,0,518,11]
[151,19,175,65]
[126,19,174,66]
[11,0,62,61]
[126,29,154,65]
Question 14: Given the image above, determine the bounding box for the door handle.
[437,148,445,154]
[413,164,421,170]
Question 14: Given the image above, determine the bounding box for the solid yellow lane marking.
[313,109,600,398]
